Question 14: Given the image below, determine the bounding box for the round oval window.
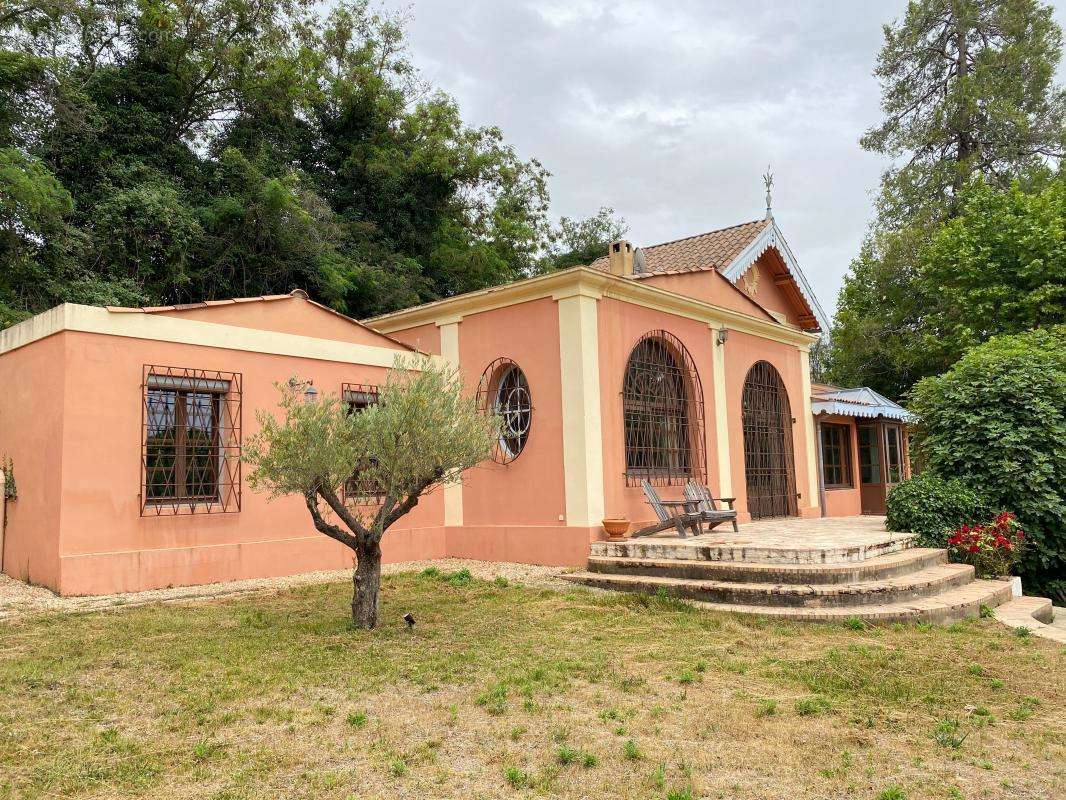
[477,359,532,463]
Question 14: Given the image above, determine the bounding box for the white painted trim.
[797,347,821,510]
[557,293,605,527]
[721,220,831,332]
[369,267,819,348]
[709,325,733,498]
[0,304,439,369]
[438,321,464,527]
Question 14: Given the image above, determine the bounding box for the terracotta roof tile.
[588,218,769,275]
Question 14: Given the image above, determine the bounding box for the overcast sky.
[380,1,1065,318]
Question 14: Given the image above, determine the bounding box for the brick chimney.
[608,239,634,276]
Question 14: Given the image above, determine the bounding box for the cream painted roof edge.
[109,289,418,353]
[0,303,438,368]
[366,266,819,348]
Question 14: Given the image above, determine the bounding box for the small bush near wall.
[946,513,1026,579]
[909,327,1066,602]
[886,472,989,548]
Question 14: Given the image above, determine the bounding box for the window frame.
[857,424,882,485]
[475,358,534,464]
[141,366,242,516]
[622,331,706,487]
[819,422,854,489]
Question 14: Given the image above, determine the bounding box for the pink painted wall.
[443,297,592,566]
[638,268,779,322]
[53,331,443,595]
[154,295,414,350]
[817,414,862,517]
[0,333,66,588]
[387,323,441,355]
[732,258,802,327]
[0,303,447,596]
[597,298,721,529]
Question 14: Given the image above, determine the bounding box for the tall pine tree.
[825,0,1065,398]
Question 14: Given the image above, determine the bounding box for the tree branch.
[304,489,359,551]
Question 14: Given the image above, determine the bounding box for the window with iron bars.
[141,366,241,515]
[342,383,384,502]
[622,331,706,487]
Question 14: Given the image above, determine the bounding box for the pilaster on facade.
[797,344,820,511]
[556,291,605,528]
[436,317,464,527]
[708,323,733,498]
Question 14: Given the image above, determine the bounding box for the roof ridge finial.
[763,164,774,220]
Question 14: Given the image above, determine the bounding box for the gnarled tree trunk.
[352,539,382,629]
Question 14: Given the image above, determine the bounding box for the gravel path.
[0,560,576,621]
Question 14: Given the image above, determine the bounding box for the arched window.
[476,358,532,463]
[622,331,706,486]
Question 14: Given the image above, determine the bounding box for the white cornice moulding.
[0,304,443,369]
[369,267,820,348]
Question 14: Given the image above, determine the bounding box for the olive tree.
[244,357,498,628]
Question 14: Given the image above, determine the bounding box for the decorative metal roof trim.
[721,219,831,332]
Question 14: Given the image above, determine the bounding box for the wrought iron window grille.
[621,331,706,487]
[141,365,241,516]
[476,358,533,464]
[741,360,798,519]
[342,383,384,503]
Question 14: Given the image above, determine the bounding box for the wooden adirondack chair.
[683,481,740,534]
[631,480,707,539]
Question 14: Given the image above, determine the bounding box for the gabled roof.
[811,384,912,422]
[587,216,830,332]
[589,219,770,275]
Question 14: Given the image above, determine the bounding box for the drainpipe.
[814,419,827,517]
[0,466,5,574]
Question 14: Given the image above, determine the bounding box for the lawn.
[0,569,1062,800]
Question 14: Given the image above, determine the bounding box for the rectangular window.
[342,383,383,501]
[885,425,904,484]
[142,366,241,515]
[857,425,882,484]
[820,423,853,488]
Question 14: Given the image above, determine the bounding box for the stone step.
[992,596,1066,644]
[689,579,1015,625]
[591,532,914,565]
[563,562,975,608]
[586,547,947,585]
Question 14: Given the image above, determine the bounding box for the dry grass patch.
[0,571,1062,799]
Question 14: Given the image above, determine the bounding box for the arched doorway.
[741,361,798,519]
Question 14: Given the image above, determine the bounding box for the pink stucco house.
[0,213,910,596]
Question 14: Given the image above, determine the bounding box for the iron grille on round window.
[476,358,532,463]
[141,365,241,516]
[741,360,798,519]
[622,331,706,487]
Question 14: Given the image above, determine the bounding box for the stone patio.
[565,515,1020,624]
[596,514,913,565]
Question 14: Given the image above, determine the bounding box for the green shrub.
[909,327,1066,600]
[886,472,989,547]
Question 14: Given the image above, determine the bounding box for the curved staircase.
[562,521,1016,624]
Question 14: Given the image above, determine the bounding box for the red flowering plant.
[946,512,1026,578]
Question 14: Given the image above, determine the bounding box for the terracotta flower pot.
[602,518,630,541]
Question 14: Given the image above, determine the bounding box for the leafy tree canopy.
[825,0,1065,397]
[908,326,1066,601]
[536,206,628,273]
[0,0,555,325]
[827,176,1066,397]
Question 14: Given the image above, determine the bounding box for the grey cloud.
[379,0,1065,316]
